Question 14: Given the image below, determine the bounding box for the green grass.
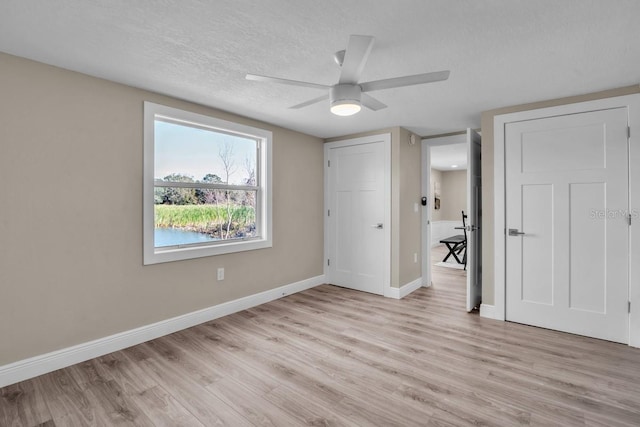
[155,204,255,235]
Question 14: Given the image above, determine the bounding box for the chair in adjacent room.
[439,210,468,269]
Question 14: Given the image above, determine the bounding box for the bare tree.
[219,141,237,239]
[244,155,256,186]
[219,142,237,184]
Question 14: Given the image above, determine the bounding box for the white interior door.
[326,135,390,295]
[505,108,629,343]
[466,129,482,312]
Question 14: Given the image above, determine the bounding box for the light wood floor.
[430,244,467,295]
[2,261,640,426]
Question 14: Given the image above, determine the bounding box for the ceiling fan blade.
[338,35,374,84]
[361,94,387,111]
[290,94,329,109]
[360,70,450,92]
[246,74,329,90]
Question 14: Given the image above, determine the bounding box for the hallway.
[430,244,468,311]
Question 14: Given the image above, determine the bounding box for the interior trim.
[386,277,424,299]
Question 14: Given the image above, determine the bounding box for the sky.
[154,120,256,185]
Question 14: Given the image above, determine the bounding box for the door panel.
[521,123,605,172]
[506,107,629,343]
[569,182,606,313]
[521,184,554,305]
[335,191,353,275]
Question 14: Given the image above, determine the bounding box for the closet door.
[505,108,629,343]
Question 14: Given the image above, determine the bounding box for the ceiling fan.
[246,34,450,116]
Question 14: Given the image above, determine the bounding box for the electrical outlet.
[217,267,224,281]
[414,253,418,263]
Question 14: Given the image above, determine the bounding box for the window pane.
[154,188,257,248]
[155,120,257,186]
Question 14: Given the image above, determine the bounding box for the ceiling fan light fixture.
[330,100,362,116]
[330,84,362,116]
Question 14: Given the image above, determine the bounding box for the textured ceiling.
[1,1,639,138]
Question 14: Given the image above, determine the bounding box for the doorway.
[421,129,482,311]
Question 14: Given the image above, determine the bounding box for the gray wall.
[0,53,325,365]
[439,170,467,221]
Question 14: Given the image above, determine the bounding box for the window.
[143,102,272,264]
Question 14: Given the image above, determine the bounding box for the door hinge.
[629,301,631,313]
[328,209,330,217]
[629,213,632,226]
[327,259,330,266]
[328,160,331,167]
[628,126,631,139]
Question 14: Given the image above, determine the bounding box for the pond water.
[155,228,218,247]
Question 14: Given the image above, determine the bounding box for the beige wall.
[430,169,443,221]
[0,53,325,365]
[325,127,422,287]
[398,128,422,286]
[439,170,467,221]
[481,84,640,305]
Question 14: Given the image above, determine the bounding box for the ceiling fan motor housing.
[330,84,362,106]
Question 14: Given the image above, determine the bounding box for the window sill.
[143,238,272,265]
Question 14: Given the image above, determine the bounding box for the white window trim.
[143,102,272,265]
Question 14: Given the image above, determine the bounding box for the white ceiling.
[430,143,467,171]
[1,1,639,139]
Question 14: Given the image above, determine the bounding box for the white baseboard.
[386,277,423,299]
[480,303,504,320]
[0,274,325,388]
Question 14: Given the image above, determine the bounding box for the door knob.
[508,228,525,236]
[372,223,383,229]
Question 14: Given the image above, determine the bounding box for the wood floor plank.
[264,384,359,427]
[205,377,302,426]
[34,369,98,426]
[132,350,253,426]
[0,381,51,427]
[81,379,155,426]
[126,386,205,427]
[1,245,640,426]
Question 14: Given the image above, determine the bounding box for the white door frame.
[324,133,392,297]
[420,138,432,288]
[421,133,468,289]
[492,93,640,347]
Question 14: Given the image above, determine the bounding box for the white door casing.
[421,139,432,288]
[325,134,391,296]
[493,93,640,347]
[466,129,482,312]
